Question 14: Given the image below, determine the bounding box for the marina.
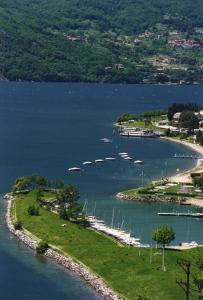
[87,215,146,247]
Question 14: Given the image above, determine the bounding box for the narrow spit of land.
[6,190,203,300]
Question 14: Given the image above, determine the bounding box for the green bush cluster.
[36,241,49,254]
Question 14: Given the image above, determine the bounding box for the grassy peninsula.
[7,177,203,300]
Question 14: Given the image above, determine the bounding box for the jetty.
[158,212,203,218]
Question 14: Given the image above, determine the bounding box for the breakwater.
[116,192,180,204]
[5,194,122,300]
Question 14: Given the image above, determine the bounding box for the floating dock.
[173,154,202,159]
[158,212,203,218]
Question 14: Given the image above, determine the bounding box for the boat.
[95,159,105,163]
[120,154,129,157]
[82,161,93,165]
[68,167,81,172]
[123,157,133,160]
[105,157,116,160]
[118,152,128,155]
[134,160,143,164]
[100,138,112,143]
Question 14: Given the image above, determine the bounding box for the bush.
[27,205,39,216]
[59,209,69,220]
[14,220,22,230]
[36,241,49,254]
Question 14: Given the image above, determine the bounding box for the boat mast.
[111,208,115,228]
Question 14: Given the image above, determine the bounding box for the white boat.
[100,138,112,143]
[68,167,81,172]
[124,157,133,160]
[121,154,129,157]
[134,160,143,164]
[82,161,93,165]
[118,152,128,155]
[95,159,105,163]
[105,157,116,160]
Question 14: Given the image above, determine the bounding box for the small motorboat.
[95,159,105,163]
[118,152,128,155]
[100,138,112,143]
[68,167,81,172]
[124,157,133,160]
[134,160,143,164]
[105,157,116,161]
[82,161,93,165]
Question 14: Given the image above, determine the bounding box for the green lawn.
[124,183,198,199]
[14,190,202,300]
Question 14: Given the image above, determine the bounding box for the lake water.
[1,82,203,299]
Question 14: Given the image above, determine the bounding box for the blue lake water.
[1,82,203,299]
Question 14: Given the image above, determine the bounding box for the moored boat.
[134,160,143,164]
[95,159,105,163]
[82,161,93,165]
[68,167,81,172]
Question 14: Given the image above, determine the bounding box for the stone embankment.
[116,192,180,204]
[5,193,122,300]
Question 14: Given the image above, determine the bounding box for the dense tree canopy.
[168,103,201,120]
[179,110,199,129]
[1,0,203,83]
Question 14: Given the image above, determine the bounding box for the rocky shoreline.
[116,192,182,204]
[5,194,122,300]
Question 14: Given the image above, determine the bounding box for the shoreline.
[162,137,203,183]
[5,194,122,300]
[117,137,203,207]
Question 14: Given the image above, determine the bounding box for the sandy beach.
[162,137,203,184]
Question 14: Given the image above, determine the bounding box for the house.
[168,39,201,49]
[173,112,181,122]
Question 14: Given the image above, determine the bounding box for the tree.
[36,241,49,254]
[193,175,203,188]
[14,220,22,230]
[12,176,32,193]
[57,185,80,208]
[27,205,39,216]
[167,103,201,121]
[194,256,203,299]
[179,111,199,130]
[152,225,175,271]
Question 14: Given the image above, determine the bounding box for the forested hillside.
[1,0,203,83]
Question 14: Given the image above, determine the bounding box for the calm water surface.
[1,82,203,299]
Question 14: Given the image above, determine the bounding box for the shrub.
[27,205,39,216]
[36,241,49,254]
[59,209,69,220]
[14,220,22,230]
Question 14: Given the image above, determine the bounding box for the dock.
[173,154,202,159]
[158,212,203,218]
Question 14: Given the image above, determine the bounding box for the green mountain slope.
[0,0,203,83]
